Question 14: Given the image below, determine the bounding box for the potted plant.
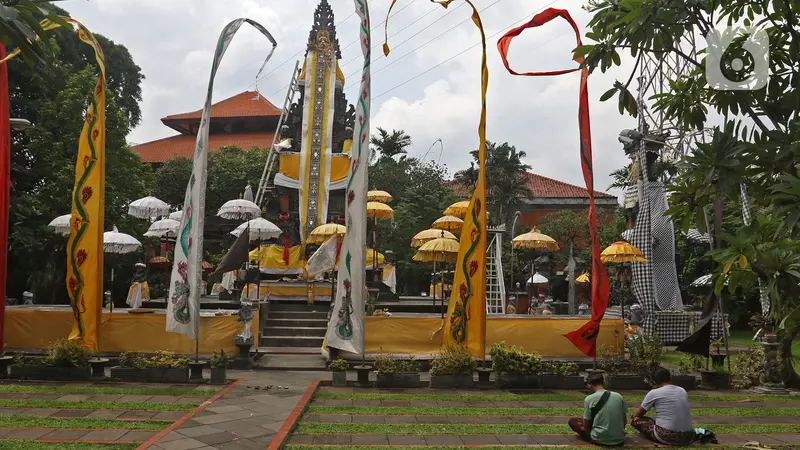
[541,361,585,389]
[700,363,731,390]
[670,354,697,391]
[111,351,190,383]
[490,342,542,389]
[10,339,91,381]
[430,346,476,389]
[375,353,420,388]
[598,337,657,390]
[210,350,229,385]
[329,358,349,387]
[709,337,727,367]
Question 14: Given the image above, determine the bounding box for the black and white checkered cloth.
[656,310,726,345]
[740,183,770,316]
[631,145,657,334]
[650,182,682,311]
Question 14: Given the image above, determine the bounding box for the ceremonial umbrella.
[217,199,261,220]
[307,223,346,245]
[576,272,590,283]
[104,225,142,312]
[168,210,183,221]
[128,196,170,220]
[143,218,180,238]
[432,215,463,233]
[411,228,457,248]
[367,202,394,283]
[512,228,559,290]
[527,272,549,284]
[601,241,647,344]
[48,214,72,236]
[444,200,470,219]
[367,190,393,204]
[414,236,460,317]
[230,218,281,241]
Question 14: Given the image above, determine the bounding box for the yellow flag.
[64,22,106,352]
[386,0,488,358]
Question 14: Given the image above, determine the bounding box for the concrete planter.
[541,374,586,390]
[376,372,420,389]
[430,373,473,389]
[10,365,90,381]
[332,371,347,387]
[210,368,227,385]
[672,374,697,391]
[110,366,189,383]
[699,370,730,390]
[495,373,541,389]
[604,374,650,390]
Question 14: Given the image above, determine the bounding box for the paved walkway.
[144,370,323,450]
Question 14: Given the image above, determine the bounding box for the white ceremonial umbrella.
[243,185,254,202]
[128,196,170,220]
[144,218,180,238]
[104,226,143,312]
[691,274,728,287]
[217,199,260,220]
[48,214,72,236]
[169,210,183,221]
[230,217,281,241]
[527,272,549,284]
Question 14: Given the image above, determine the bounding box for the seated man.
[568,373,627,446]
[632,367,695,446]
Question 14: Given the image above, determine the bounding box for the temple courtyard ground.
[0,371,799,449]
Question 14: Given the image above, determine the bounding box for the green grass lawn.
[315,391,800,402]
[0,384,217,397]
[0,399,196,411]
[0,415,167,430]
[285,447,795,450]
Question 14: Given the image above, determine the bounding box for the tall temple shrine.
[272,0,355,244]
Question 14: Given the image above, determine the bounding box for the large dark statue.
[126,263,150,309]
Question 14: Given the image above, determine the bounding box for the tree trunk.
[781,323,800,388]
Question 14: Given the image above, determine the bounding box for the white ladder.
[486,233,506,315]
[255,60,301,208]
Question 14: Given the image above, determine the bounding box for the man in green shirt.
[568,374,627,446]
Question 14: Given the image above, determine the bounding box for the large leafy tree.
[6,10,150,303]
[581,0,800,385]
[454,141,532,226]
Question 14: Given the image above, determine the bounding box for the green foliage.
[370,128,412,163]
[732,346,764,389]
[542,361,579,376]
[0,0,66,65]
[43,338,91,368]
[210,349,229,369]
[374,352,419,374]
[429,346,476,376]
[118,351,189,369]
[489,342,542,375]
[328,358,349,372]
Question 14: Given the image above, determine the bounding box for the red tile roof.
[161,91,282,122]
[521,172,616,199]
[451,172,615,199]
[132,132,274,163]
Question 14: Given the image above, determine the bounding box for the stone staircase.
[260,301,329,348]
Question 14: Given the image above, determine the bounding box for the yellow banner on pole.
[385,0,488,358]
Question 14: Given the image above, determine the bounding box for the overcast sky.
[61,0,644,196]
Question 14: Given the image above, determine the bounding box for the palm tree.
[454,141,532,225]
[370,128,412,163]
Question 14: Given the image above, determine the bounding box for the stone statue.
[237,267,260,341]
[126,263,150,309]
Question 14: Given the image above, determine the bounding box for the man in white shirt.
[632,367,696,446]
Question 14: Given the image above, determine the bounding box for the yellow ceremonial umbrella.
[367,202,394,219]
[367,190,393,204]
[600,241,647,264]
[444,200,470,219]
[512,228,560,251]
[307,223,346,245]
[576,272,590,284]
[411,228,457,248]
[432,215,464,233]
[414,237,460,318]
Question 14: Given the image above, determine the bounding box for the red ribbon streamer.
[498,8,610,357]
[283,235,290,266]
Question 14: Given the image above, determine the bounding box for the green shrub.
[329,358,349,372]
[210,350,229,369]
[628,334,663,376]
[120,351,189,369]
[732,346,764,389]
[44,339,91,368]
[430,346,476,376]
[489,342,542,375]
[559,361,580,376]
[374,352,419,374]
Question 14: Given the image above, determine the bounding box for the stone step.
[267,311,329,320]
[266,326,327,337]
[268,302,331,312]
[265,318,329,328]
[261,335,325,347]
[253,354,327,371]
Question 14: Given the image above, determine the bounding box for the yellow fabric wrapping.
[279,153,351,182]
[299,59,346,85]
[363,316,623,356]
[126,283,150,299]
[429,282,452,297]
[2,19,107,352]
[5,309,257,354]
[249,245,305,269]
[257,283,331,298]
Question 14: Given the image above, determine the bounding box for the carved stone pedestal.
[753,334,787,395]
[230,337,254,370]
